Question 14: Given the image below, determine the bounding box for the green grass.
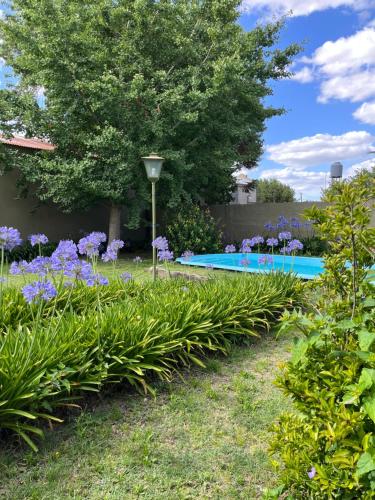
[3,254,235,288]
[0,333,292,499]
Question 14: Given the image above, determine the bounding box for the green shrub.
[165,204,222,256]
[269,169,375,499]
[5,241,58,261]
[0,273,301,450]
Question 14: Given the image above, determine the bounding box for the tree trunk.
[108,204,122,243]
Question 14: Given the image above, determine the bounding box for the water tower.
[330,162,343,183]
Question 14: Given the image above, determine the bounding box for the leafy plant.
[166,204,223,256]
[0,273,301,450]
[269,169,375,498]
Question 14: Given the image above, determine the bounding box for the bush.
[165,204,222,256]
[269,169,375,498]
[0,272,301,450]
[5,240,58,261]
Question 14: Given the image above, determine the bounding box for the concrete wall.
[210,202,328,243]
[0,169,146,242]
[210,201,375,243]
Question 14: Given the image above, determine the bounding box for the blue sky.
[239,0,375,199]
[1,1,375,200]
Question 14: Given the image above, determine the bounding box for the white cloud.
[345,158,375,176]
[294,26,375,103]
[267,131,374,168]
[240,0,375,17]
[259,167,327,199]
[353,101,375,124]
[291,67,314,83]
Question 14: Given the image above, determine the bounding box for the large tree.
[256,178,296,202]
[0,0,299,240]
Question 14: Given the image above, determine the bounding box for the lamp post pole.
[151,180,157,281]
[141,153,165,282]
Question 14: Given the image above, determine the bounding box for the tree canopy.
[256,178,296,203]
[0,0,299,239]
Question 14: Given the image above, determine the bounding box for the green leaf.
[358,329,375,351]
[363,392,375,423]
[357,451,375,477]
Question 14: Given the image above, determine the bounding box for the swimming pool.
[176,253,325,280]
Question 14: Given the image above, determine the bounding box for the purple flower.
[241,239,253,253]
[280,246,291,255]
[278,231,292,241]
[27,256,53,276]
[225,244,236,254]
[10,260,29,275]
[158,249,174,262]
[277,216,289,229]
[133,256,143,264]
[29,233,49,246]
[86,273,109,286]
[53,240,78,262]
[0,226,22,251]
[101,240,124,262]
[22,280,57,304]
[267,238,278,247]
[308,467,316,479]
[120,272,132,283]
[264,222,276,231]
[64,260,93,280]
[78,232,106,257]
[240,258,250,267]
[181,250,194,260]
[152,236,169,251]
[288,239,304,252]
[290,217,301,229]
[258,255,273,265]
[251,235,264,246]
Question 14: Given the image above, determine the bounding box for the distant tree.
[0,0,299,240]
[256,178,295,202]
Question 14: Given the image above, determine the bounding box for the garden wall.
[210,202,375,243]
[0,169,146,242]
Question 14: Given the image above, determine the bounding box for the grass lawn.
[0,332,292,499]
[4,254,234,288]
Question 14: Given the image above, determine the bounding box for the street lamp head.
[142,153,165,182]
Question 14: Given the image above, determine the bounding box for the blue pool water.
[176,253,324,280]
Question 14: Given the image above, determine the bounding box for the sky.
[1,1,375,200]
[239,0,375,199]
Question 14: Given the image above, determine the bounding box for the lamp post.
[142,153,165,281]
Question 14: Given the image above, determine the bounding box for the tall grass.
[0,273,301,450]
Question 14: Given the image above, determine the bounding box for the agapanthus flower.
[277,215,289,229]
[258,255,273,265]
[240,258,250,267]
[27,256,53,276]
[288,239,304,252]
[53,240,78,262]
[22,280,57,304]
[29,233,49,246]
[101,239,124,262]
[264,222,276,231]
[290,217,301,229]
[10,260,29,275]
[280,246,291,255]
[152,236,169,251]
[241,239,252,253]
[133,256,143,264]
[86,273,109,286]
[158,249,174,262]
[181,250,194,260]
[78,232,106,257]
[267,238,278,247]
[64,260,93,280]
[120,272,132,283]
[225,244,236,253]
[278,231,292,241]
[0,226,22,251]
[251,235,264,246]
[308,467,316,479]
